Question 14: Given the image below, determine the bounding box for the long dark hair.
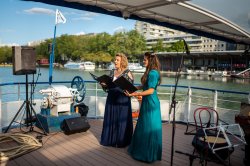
[141,52,161,86]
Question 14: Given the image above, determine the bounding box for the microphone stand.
[170,39,189,166]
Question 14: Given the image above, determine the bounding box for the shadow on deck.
[1,119,245,166]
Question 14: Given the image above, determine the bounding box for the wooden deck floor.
[1,119,245,166]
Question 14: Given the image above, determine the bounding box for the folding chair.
[191,107,237,166]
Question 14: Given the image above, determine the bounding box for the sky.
[0,0,250,46]
[0,0,136,45]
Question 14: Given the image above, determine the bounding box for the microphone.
[183,39,190,55]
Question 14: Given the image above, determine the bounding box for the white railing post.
[213,90,218,124]
[213,90,218,110]
[185,87,192,123]
[18,84,21,101]
[95,82,98,118]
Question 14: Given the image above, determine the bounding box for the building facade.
[135,21,227,52]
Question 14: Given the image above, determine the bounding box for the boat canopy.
[23,0,250,45]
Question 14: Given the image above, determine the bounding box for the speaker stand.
[4,74,47,136]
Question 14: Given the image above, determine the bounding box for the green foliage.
[0,46,12,64]
[2,30,188,64]
[168,40,186,52]
[152,39,165,52]
[83,51,112,62]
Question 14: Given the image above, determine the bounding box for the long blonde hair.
[115,53,128,71]
[141,52,161,85]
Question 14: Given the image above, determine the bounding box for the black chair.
[191,107,234,166]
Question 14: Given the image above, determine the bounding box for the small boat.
[37,58,49,67]
[107,62,145,73]
[82,61,95,70]
[128,63,146,73]
[64,61,83,69]
[64,61,95,70]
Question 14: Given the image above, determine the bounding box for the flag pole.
[49,25,57,85]
[49,9,66,85]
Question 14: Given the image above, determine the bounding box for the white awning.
[23,0,250,45]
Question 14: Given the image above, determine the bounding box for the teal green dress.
[128,70,162,163]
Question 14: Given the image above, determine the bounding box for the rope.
[0,133,42,162]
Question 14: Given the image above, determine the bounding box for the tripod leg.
[189,156,194,166]
[29,104,47,135]
[4,101,26,133]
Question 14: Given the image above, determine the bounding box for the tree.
[82,51,112,62]
[108,30,146,57]
[0,30,147,64]
[0,46,12,64]
[169,40,186,52]
[108,32,127,56]
[152,39,165,52]
[126,30,146,57]
[35,39,52,60]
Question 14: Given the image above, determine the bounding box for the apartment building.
[135,21,227,52]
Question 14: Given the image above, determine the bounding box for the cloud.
[0,43,19,47]
[84,12,98,17]
[24,8,55,15]
[73,17,93,21]
[113,26,126,32]
[75,31,86,36]
[72,12,98,21]
[0,28,15,33]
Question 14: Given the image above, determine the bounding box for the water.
[1,66,250,92]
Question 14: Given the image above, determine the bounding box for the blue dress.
[100,70,133,147]
[128,70,162,162]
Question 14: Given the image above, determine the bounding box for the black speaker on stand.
[4,46,47,135]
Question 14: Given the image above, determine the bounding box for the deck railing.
[0,80,249,125]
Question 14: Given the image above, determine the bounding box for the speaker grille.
[13,46,36,75]
[62,117,90,135]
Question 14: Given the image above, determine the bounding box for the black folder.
[113,76,137,93]
[90,72,137,93]
[89,72,115,89]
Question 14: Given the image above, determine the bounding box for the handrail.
[0,80,249,127]
[1,80,249,95]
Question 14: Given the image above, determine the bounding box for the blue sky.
[1,0,249,46]
[0,0,136,45]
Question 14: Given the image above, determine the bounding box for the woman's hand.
[124,90,139,97]
[100,82,107,88]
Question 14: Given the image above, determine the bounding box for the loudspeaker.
[12,46,36,75]
[61,117,90,135]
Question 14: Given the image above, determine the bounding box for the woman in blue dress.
[100,53,134,147]
[125,52,162,162]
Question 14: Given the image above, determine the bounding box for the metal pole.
[49,25,57,85]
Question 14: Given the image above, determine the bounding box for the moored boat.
[64,61,95,70]
[107,62,145,73]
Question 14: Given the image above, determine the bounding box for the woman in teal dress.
[125,52,162,163]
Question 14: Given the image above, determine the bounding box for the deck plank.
[0,119,245,166]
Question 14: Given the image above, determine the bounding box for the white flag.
[55,9,66,24]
